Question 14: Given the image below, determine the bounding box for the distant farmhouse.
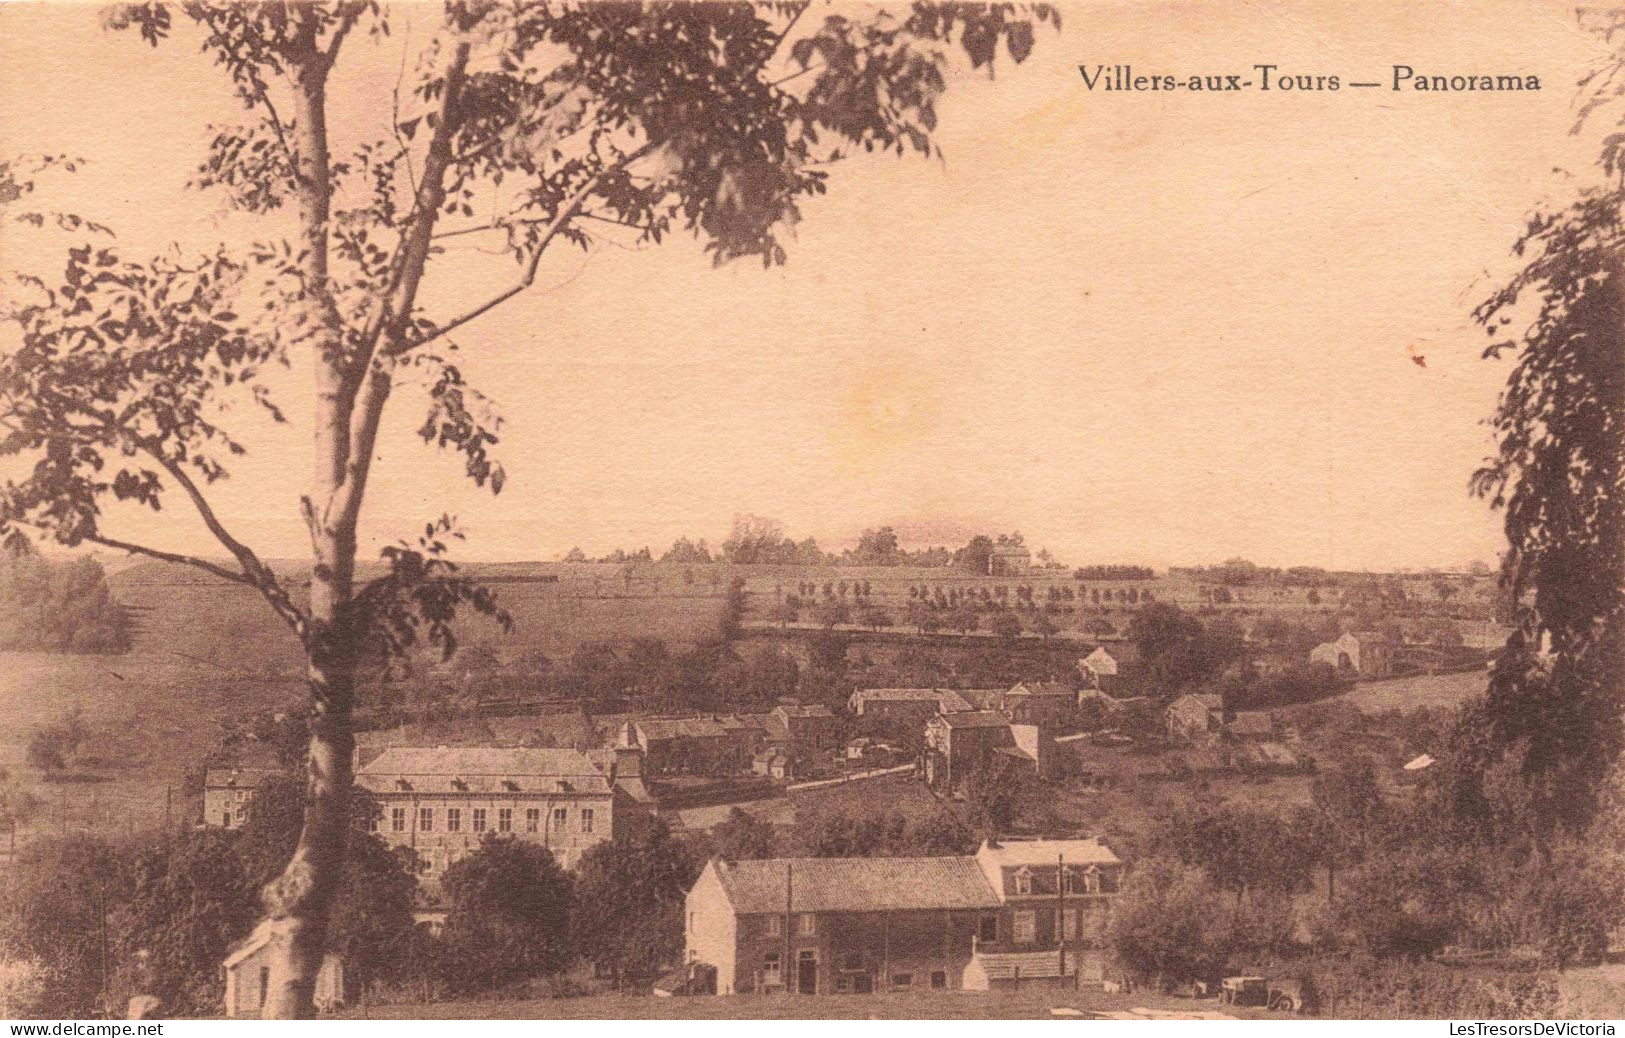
[354,744,651,876]
[923,711,1055,790]
[684,837,1121,995]
[1078,646,1119,682]
[1309,631,1395,679]
[988,542,1031,576]
[1166,693,1224,743]
[848,688,974,721]
[202,766,284,830]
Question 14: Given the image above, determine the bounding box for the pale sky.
[0,0,1608,571]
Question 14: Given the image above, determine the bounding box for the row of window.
[756,953,947,992]
[1011,865,1105,896]
[377,805,595,835]
[741,908,1093,946]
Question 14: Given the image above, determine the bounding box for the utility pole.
[783,862,793,994]
[1057,852,1066,982]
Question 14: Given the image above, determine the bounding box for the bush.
[438,836,573,995]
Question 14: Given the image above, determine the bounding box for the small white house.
[222,922,346,1018]
[1079,647,1119,679]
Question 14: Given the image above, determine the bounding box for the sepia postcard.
[0,0,1622,1026]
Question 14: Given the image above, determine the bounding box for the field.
[1316,668,1488,714]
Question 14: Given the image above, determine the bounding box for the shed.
[222,922,347,1018]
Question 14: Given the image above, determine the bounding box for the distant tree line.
[566,517,1065,573]
[0,547,132,654]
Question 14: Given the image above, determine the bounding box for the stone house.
[354,745,647,880]
[683,837,1121,996]
[202,767,283,830]
[1309,631,1395,679]
[1165,693,1224,743]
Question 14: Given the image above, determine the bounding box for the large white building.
[355,744,651,876]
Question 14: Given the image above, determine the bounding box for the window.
[223,811,233,829]
[979,914,998,943]
[931,970,948,990]
[891,973,913,990]
[419,807,434,832]
[1083,866,1101,894]
[472,808,487,833]
[797,913,816,936]
[1060,908,1078,940]
[552,807,568,831]
[525,808,540,833]
[368,812,379,833]
[580,808,594,834]
[498,808,513,833]
[446,808,461,833]
[766,915,783,937]
[258,966,270,1008]
[1013,910,1037,944]
[1014,866,1033,895]
[391,807,407,833]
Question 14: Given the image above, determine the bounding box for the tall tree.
[0,1,1054,1015]
[1463,26,1625,834]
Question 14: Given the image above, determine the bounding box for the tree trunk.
[260,32,359,1019]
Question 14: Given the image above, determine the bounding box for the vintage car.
[1218,975,1267,1007]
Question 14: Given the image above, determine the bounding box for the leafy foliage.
[438,835,573,993]
[0,549,131,653]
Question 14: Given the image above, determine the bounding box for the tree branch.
[402,141,657,355]
[143,446,308,638]
[82,534,252,589]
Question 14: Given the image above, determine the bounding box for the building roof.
[1226,712,1273,736]
[1081,646,1119,676]
[848,688,974,713]
[355,746,611,795]
[956,688,1006,711]
[204,766,284,789]
[635,716,732,742]
[712,855,1002,914]
[1007,681,1072,699]
[774,704,835,719]
[1169,693,1223,712]
[937,710,1012,730]
[736,712,790,742]
[976,837,1120,869]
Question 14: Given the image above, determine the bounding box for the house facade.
[684,837,1121,996]
[1166,693,1223,743]
[223,921,347,1017]
[1309,632,1395,679]
[1000,682,1076,728]
[620,717,753,776]
[203,767,283,830]
[848,688,973,720]
[354,745,643,878]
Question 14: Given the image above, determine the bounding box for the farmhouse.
[355,744,647,876]
[683,837,1121,996]
[619,716,752,776]
[988,542,1031,576]
[1309,631,1394,679]
[848,687,974,719]
[223,921,347,1017]
[771,703,839,756]
[1078,647,1118,681]
[1165,693,1224,743]
[203,766,283,829]
[1000,681,1076,727]
[923,712,1051,790]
